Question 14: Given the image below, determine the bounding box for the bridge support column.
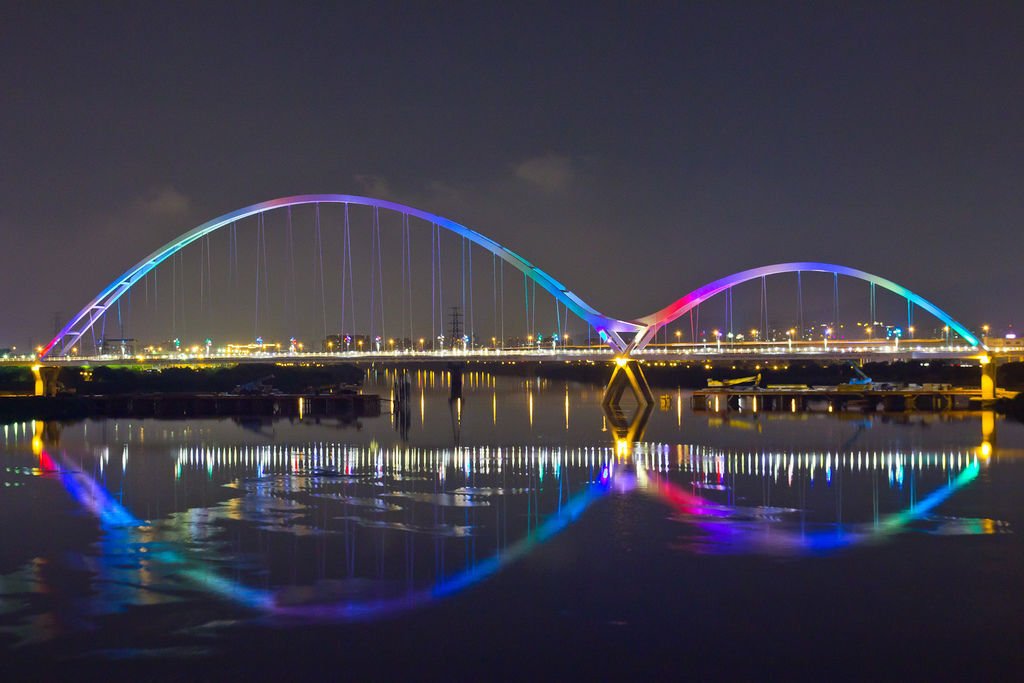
[31,364,61,397]
[980,355,998,402]
[602,358,654,409]
[602,359,654,458]
[602,358,654,460]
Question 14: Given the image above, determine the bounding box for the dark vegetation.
[2,359,1020,396]
[0,367,32,392]
[77,363,363,394]
[0,363,363,395]
[1001,392,1024,421]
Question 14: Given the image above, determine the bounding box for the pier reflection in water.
[0,369,1020,662]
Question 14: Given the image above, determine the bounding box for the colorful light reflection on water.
[0,426,1000,635]
[0,378,1019,664]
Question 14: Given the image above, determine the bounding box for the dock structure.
[692,388,985,413]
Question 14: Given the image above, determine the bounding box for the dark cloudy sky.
[2,1,1022,348]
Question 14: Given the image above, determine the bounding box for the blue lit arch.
[42,195,642,357]
[629,262,981,349]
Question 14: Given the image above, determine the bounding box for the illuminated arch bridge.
[41,194,982,359]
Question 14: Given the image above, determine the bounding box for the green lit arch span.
[42,195,642,357]
[629,262,982,350]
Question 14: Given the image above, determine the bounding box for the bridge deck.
[6,342,1021,367]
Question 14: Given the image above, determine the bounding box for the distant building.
[226,341,281,355]
[98,338,136,356]
[322,334,370,352]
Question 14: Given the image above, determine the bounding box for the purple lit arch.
[41,198,981,358]
[628,262,981,350]
[41,195,642,358]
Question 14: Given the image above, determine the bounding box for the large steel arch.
[628,262,981,350]
[42,195,641,358]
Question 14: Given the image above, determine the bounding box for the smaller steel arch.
[629,262,981,350]
[41,195,641,358]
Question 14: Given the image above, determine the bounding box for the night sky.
[2,2,1022,349]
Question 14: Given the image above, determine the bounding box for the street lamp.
[908,325,915,339]
[943,325,950,345]
[675,329,682,345]
[712,329,721,351]
[824,327,832,350]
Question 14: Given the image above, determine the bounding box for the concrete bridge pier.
[980,355,999,402]
[602,359,654,410]
[31,364,61,397]
[602,359,654,459]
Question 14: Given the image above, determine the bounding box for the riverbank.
[0,391,381,421]
[0,362,364,396]
[3,358,1021,400]
[476,358,1024,391]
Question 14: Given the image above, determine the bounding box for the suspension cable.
[499,258,504,348]
[377,208,384,345]
[254,215,261,338]
[172,246,178,337]
[833,272,839,330]
[406,214,413,344]
[797,271,804,339]
[431,223,436,347]
[523,271,529,343]
[468,240,474,345]
[531,279,537,342]
[461,236,466,338]
[370,208,377,343]
[869,282,876,327]
[492,252,497,347]
[286,207,297,333]
[315,204,327,339]
[761,275,768,340]
[436,224,443,348]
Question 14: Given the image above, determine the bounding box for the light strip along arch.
[42,195,641,358]
[628,262,981,351]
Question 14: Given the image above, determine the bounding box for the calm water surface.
[2,368,1023,680]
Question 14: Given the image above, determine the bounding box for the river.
[2,367,1023,680]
